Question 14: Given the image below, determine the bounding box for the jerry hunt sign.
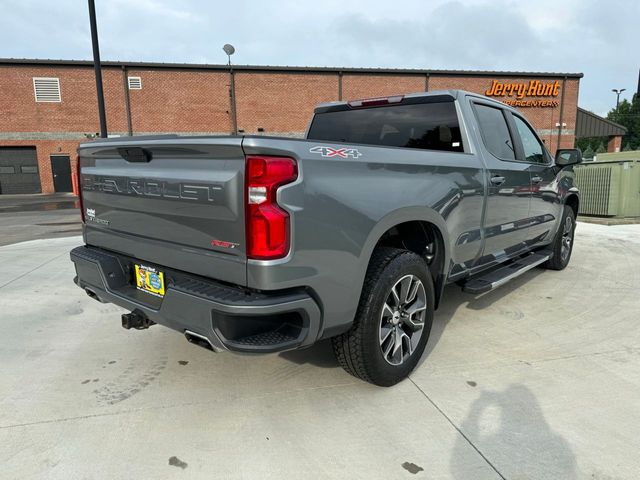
[485,80,560,108]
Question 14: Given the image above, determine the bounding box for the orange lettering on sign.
[485,79,561,107]
[485,80,560,102]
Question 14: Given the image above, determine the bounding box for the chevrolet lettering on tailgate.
[81,175,222,203]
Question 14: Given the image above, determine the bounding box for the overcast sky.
[1,0,637,115]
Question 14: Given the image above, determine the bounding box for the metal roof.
[576,107,627,138]
[0,58,584,78]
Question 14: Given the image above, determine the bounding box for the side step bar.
[462,251,552,294]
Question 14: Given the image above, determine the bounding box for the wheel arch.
[565,193,579,218]
[359,208,451,309]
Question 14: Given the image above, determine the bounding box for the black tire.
[543,205,576,270]
[332,247,435,386]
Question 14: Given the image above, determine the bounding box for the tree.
[582,144,595,159]
[595,141,606,154]
[622,142,632,151]
[607,93,640,150]
[576,137,593,152]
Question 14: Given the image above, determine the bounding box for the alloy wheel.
[561,216,573,262]
[379,274,427,366]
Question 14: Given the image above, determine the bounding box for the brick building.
[0,58,585,194]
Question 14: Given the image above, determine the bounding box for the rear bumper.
[70,245,322,353]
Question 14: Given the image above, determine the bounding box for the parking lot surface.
[0,194,80,246]
[1,223,639,479]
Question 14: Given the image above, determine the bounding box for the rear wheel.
[332,247,434,386]
[543,205,576,270]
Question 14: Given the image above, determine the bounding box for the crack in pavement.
[0,251,68,290]
[408,377,507,480]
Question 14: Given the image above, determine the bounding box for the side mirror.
[555,148,582,167]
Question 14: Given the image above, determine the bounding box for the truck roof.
[314,89,509,114]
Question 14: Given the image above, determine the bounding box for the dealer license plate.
[134,264,165,297]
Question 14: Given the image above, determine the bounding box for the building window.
[128,76,142,90]
[33,77,61,102]
[21,165,38,174]
[0,166,16,174]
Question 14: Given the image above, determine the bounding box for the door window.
[513,115,546,164]
[473,104,515,160]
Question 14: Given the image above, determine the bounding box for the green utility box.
[575,151,640,217]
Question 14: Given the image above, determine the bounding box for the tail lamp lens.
[246,155,297,259]
[76,155,85,223]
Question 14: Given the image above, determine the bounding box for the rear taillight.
[76,155,85,223]
[245,155,297,260]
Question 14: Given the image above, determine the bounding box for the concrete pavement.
[0,194,81,246]
[0,223,639,479]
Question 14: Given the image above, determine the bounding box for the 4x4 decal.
[309,146,362,159]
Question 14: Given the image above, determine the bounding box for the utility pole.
[88,0,108,138]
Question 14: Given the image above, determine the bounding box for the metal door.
[0,147,41,194]
[471,102,532,264]
[50,155,73,192]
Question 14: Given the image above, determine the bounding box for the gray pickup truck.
[70,90,581,386]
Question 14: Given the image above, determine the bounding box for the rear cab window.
[307,96,464,153]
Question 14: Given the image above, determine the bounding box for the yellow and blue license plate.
[135,264,165,297]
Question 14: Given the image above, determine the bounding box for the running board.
[462,251,552,294]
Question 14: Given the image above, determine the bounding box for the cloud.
[0,0,637,115]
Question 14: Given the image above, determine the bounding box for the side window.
[513,115,545,163]
[473,104,515,160]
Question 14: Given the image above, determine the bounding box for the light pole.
[88,0,107,138]
[223,44,238,135]
[612,88,626,111]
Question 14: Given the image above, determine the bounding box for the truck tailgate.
[78,137,247,286]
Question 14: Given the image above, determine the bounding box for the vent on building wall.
[33,77,61,102]
[128,76,142,90]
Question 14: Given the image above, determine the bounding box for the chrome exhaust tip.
[184,330,222,352]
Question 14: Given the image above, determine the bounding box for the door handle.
[531,176,543,184]
[490,175,506,186]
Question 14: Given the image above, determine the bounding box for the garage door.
[0,147,42,194]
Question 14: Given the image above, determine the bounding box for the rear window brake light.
[348,95,404,108]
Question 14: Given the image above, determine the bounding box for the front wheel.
[332,247,434,386]
[543,205,576,270]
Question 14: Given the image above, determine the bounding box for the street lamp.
[223,44,238,135]
[223,43,235,65]
[612,88,626,111]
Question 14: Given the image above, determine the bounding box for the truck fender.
[355,206,451,303]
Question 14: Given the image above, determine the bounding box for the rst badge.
[309,146,362,159]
